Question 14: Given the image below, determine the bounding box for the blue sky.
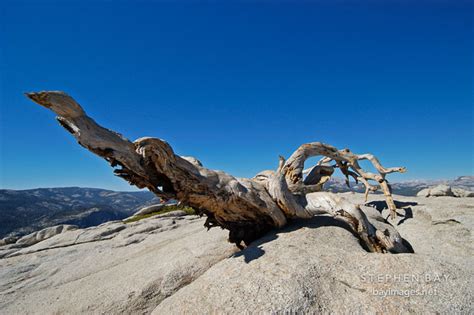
[1,1,472,191]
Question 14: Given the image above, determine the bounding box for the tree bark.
[26,91,410,253]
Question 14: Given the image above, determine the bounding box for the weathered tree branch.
[26,91,409,253]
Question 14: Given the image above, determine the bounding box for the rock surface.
[0,214,235,314]
[1,193,473,314]
[129,203,179,218]
[416,184,473,198]
[131,204,168,217]
[15,224,78,247]
[429,184,454,197]
[452,188,474,198]
[416,188,431,197]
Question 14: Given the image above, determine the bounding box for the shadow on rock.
[397,207,413,226]
[233,216,361,263]
[366,200,418,212]
[366,200,417,226]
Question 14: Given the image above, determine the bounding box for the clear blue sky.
[1,1,472,191]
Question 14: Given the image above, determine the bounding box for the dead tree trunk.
[26,91,410,253]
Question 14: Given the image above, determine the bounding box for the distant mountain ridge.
[0,187,158,238]
[325,176,473,196]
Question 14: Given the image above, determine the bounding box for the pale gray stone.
[1,194,473,314]
[131,203,178,218]
[429,184,454,197]
[416,188,431,197]
[452,187,474,198]
[417,185,473,198]
[15,224,78,247]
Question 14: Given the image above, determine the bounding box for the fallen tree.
[26,91,410,253]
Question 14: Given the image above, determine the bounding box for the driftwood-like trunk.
[26,91,410,253]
